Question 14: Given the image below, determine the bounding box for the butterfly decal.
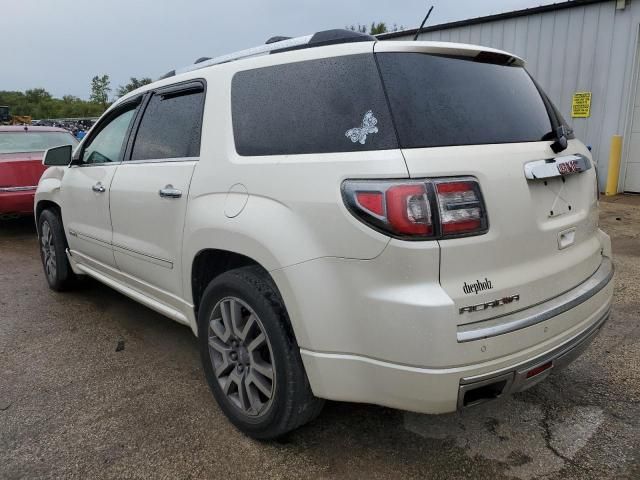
[345,110,379,145]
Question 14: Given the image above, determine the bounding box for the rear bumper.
[282,252,614,414]
[457,306,609,409]
[0,187,37,215]
[300,292,611,413]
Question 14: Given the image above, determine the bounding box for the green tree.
[22,89,54,118]
[24,88,52,103]
[62,95,81,103]
[90,74,111,109]
[116,77,153,98]
[346,24,368,34]
[370,22,388,35]
[347,22,404,35]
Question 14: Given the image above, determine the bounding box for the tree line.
[1,75,152,119]
[347,22,404,35]
[2,21,399,120]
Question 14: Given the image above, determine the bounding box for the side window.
[130,89,205,161]
[231,54,397,156]
[81,108,136,164]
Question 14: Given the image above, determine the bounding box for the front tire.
[198,266,323,439]
[38,209,75,291]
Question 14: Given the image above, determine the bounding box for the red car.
[0,126,78,218]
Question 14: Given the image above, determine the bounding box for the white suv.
[36,30,614,439]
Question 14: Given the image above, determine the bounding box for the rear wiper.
[549,125,569,154]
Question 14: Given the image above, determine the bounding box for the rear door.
[109,81,205,299]
[376,44,602,323]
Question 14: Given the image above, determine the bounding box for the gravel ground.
[1,196,639,479]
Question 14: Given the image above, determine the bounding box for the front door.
[109,82,205,299]
[61,105,138,268]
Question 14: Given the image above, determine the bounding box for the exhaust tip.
[462,380,508,407]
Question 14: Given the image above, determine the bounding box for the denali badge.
[463,278,493,295]
[459,294,520,314]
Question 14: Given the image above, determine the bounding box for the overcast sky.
[2,0,558,99]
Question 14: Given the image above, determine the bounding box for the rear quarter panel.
[181,44,410,304]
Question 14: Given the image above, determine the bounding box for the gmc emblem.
[459,294,521,314]
[557,159,580,175]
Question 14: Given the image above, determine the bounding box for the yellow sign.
[571,91,592,118]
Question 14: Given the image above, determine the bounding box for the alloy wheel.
[40,221,57,283]
[208,297,276,417]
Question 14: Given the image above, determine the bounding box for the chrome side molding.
[524,154,591,180]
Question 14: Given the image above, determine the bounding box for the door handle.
[159,184,182,199]
[92,182,106,193]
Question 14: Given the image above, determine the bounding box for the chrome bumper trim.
[0,185,37,192]
[458,307,610,409]
[457,257,614,343]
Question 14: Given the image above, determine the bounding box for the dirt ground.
[1,195,639,479]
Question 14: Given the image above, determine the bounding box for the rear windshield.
[231,54,397,156]
[0,131,78,154]
[376,53,554,149]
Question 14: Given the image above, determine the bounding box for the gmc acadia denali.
[35,30,614,439]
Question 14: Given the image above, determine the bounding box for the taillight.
[386,184,432,235]
[355,191,385,217]
[434,180,484,236]
[342,177,488,240]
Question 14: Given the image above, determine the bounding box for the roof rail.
[170,29,374,77]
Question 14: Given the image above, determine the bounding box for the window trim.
[124,157,200,165]
[528,73,575,141]
[74,96,143,167]
[125,78,207,164]
[156,80,205,99]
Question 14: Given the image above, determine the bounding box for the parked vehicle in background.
[32,118,97,139]
[0,105,32,126]
[0,106,10,123]
[0,126,77,219]
[35,30,614,440]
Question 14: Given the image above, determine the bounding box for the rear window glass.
[0,131,78,154]
[376,53,554,149]
[231,54,397,156]
[130,89,204,160]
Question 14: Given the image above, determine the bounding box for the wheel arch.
[35,169,65,234]
[191,249,268,317]
[35,200,62,235]
[188,247,311,345]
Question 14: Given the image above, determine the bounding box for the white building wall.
[386,0,640,192]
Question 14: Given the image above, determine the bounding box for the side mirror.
[43,144,73,166]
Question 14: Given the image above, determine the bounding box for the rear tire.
[198,266,324,439]
[38,209,75,291]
